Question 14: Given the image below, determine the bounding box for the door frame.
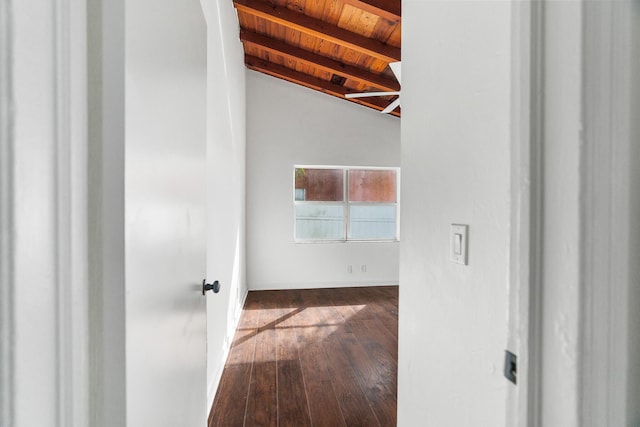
[0,1,15,424]
[510,1,636,426]
[507,1,544,425]
[579,2,633,425]
[0,0,91,426]
[86,0,127,425]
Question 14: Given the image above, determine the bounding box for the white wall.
[398,2,511,426]
[246,71,400,291]
[201,0,249,409]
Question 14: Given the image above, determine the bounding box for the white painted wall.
[398,2,511,426]
[200,0,249,409]
[245,71,400,291]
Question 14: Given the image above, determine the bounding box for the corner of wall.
[204,0,248,410]
[206,285,248,410]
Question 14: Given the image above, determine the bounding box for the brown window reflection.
[348,169,397,202]
[295,168,344,202]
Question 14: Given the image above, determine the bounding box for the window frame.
[293,165,400,243]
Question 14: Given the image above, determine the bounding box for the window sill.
[293,239,400,244]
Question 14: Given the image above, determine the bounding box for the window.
[294,166,399,242]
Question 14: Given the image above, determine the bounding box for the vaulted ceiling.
[232,0,402,117]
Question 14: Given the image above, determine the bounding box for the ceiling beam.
[245,55,400,117]
[234,0,401,63]
[240,30,400,92]
[340,0,400,22]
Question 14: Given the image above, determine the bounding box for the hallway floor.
[208,286,398,427]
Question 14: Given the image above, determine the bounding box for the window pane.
[348,205,397,240]
[295,168,344,201]
[295,204,345,240]
[294,188,306,201]
[348,169,397,202]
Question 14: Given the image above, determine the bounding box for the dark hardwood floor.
[208,286,398,427]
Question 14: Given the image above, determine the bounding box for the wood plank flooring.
[208,286,398,427]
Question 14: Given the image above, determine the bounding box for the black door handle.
[202,279,220,295]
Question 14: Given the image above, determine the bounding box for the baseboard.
[247,280,399,291]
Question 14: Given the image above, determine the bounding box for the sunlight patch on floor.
[229,304,368,364]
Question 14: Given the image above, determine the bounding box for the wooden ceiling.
[233,0,401,117]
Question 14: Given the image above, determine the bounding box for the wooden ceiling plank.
[245,54,400,117]
[322,0,344,23]
[338,5,380,38]
[240,30,400,92]
[371,16,398,44]
[304,0,325,20]
[386,21,401,47]
[340,0,400,22]
[234,0,401,62]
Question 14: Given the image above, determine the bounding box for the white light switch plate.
[451,224,468,265]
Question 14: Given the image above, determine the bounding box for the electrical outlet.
[361,265,366,273]
[347,265,353,274]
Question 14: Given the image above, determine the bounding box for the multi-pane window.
[294,166,399,242]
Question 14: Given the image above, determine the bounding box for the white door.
[125,0,208,425]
